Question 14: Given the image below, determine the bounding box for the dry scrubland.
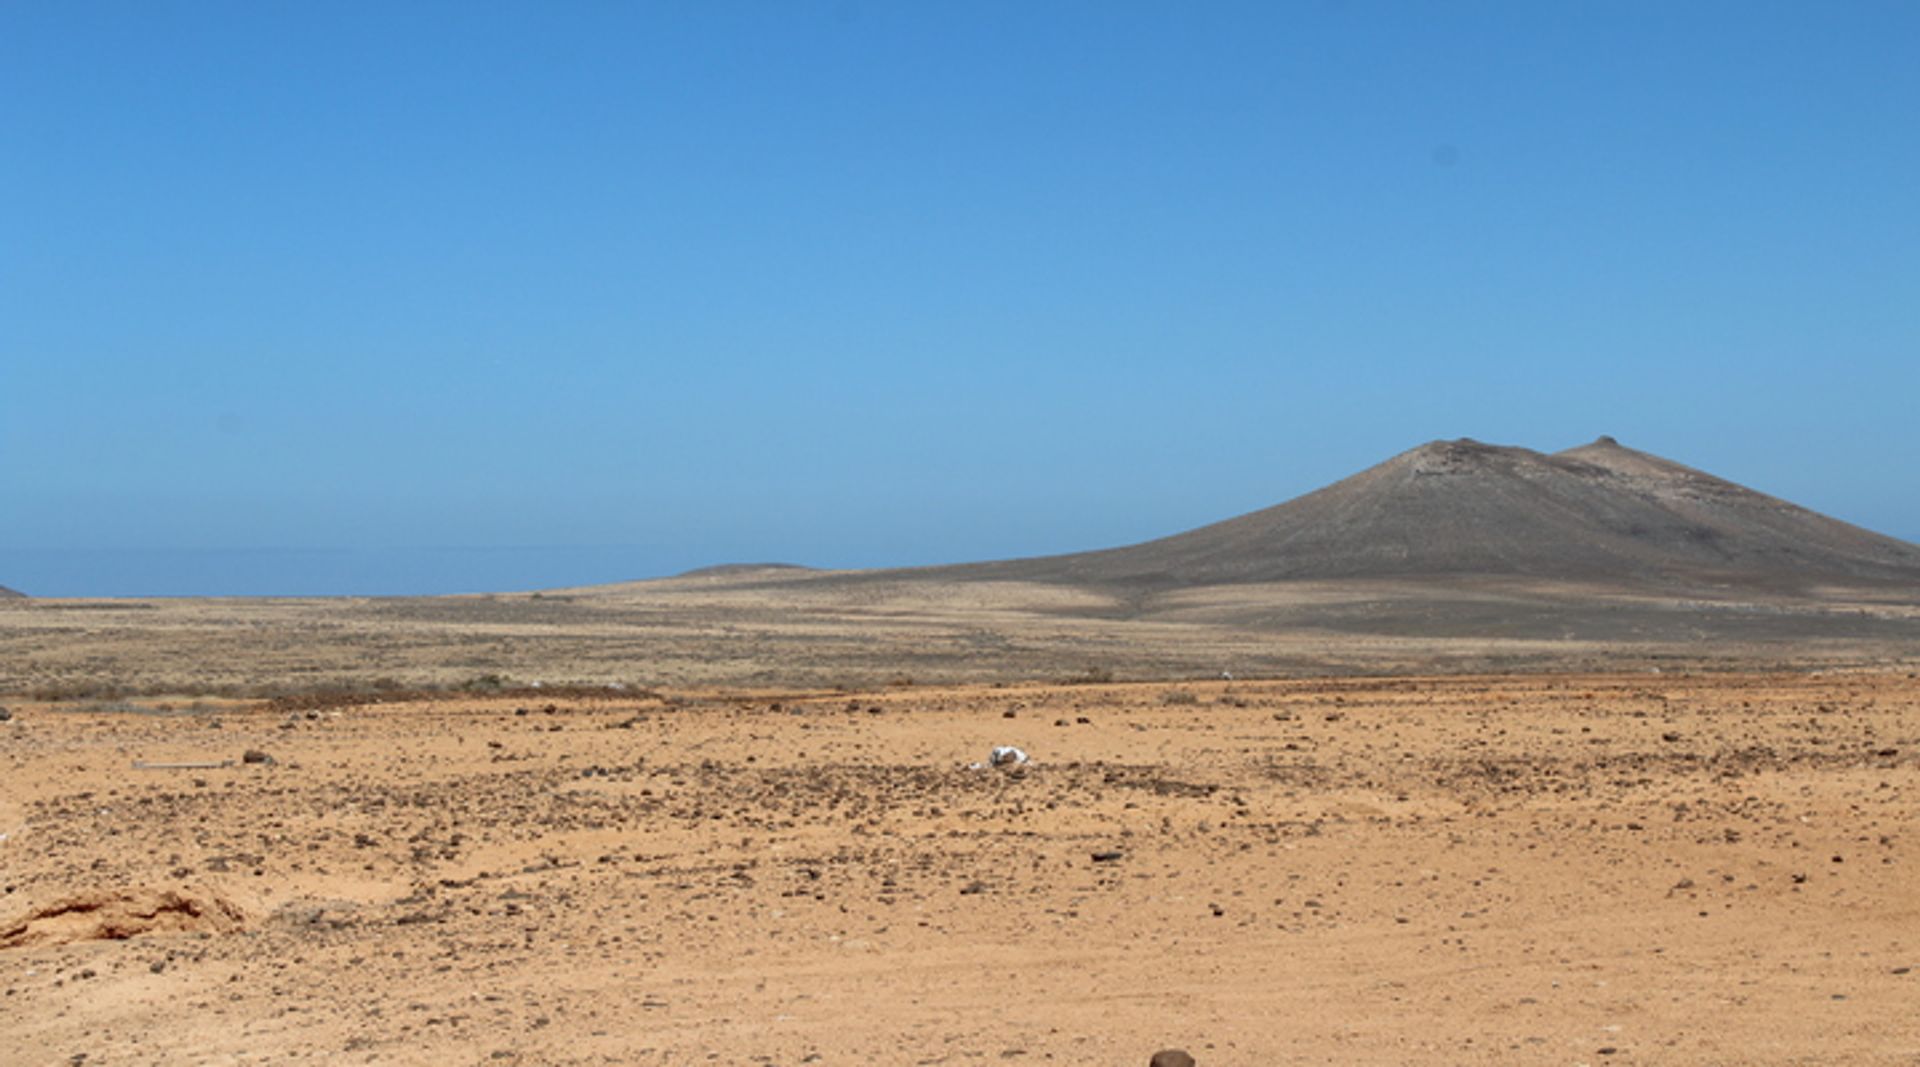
[3,673,1917,1064]
[4,570,1918,698]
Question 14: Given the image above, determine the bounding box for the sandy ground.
[2,672,1916,1065]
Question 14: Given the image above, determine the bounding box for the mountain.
[676,563,816,579]
[0,585,25,599]
[910,437,1920,594]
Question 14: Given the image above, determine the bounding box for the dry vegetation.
[4,569,1918,700]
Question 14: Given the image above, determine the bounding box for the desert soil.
[2,673,1917,1065]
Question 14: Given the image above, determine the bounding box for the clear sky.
[4,1,1918,596]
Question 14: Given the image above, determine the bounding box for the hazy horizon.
[7,3,1918,596]
[9,433,1920,597]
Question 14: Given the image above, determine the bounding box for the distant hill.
[0,585,25,599]
[902,437,1920,594]
[675,563,816,579]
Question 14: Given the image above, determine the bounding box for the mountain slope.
[912,437,1920,593]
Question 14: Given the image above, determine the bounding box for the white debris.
[989,745,1030,767]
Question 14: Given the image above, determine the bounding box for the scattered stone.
[1091,850,1125,863]
[989,746,1029,768]
[241,749,274,766]
[1150,1051,1196,1067]
[0,706,12,722]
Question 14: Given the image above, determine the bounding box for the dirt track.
[2,673,1917,1064]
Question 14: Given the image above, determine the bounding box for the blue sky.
[4,1,1917,595]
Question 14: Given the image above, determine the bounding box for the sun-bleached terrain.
[2,674,1917,1064]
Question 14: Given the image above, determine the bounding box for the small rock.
[1150,1051,1196,1067]
[0,706,12,722]
[1091,850,1125,863]
[241,749,275,765]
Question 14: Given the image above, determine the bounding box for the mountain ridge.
[881,437,1920,594]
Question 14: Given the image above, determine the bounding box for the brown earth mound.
[896,436,1920,593]
[0,888,244,948]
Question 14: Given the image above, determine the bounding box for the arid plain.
[3,673,1917,1064]
[5,438,1920,1064]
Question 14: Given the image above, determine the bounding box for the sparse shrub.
[1161,689,1200,706]
[27,681,129,702]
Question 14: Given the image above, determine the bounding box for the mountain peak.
[1399,437,1528,475]
[906,437,1920,592]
